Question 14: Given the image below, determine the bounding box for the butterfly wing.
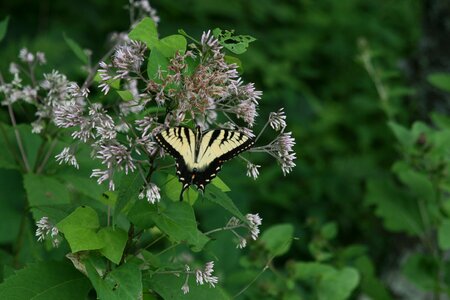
[155,127,196,190]
[194,129,254,190]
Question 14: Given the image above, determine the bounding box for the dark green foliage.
[1,0,449,299]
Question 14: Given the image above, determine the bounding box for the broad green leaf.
[204,184,245,222]
[24,174,71,220]
[354,256,393,300]
[260,223,294,257]
[0,123,20,170]
[147,47,168,82]
[318,267,359,300]
[63,33,88,64]
[392,161,435,202]
[402,253,437,291]
[128,201,209,251]
[211,176,231,192]
[57,174,105,202]
[116,90,134,101]
[128,200,156,229]
[155,35,187,57]
[164,174,198,204]
[86,259,142,300]
[57,206,104,252]
[320,222,337,240]
[292,262,359,300]
[129,17,158,49]
[18,124,42,170]
[0,170,25,243]
[365,179,423,236]
[115,172,145,218]
[98,227,128,264]
[146,273,230,300]
[212,28,256,54]
[438,219,450,250]
[427,73,450,93]
[0,261,91,300]
[0,16,9,43]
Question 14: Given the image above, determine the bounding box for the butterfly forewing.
[156,127,196,164]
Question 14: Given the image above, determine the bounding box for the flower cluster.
[35,216,61,248]
[179,261,219,294]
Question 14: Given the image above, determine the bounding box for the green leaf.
[365,178,423,236]
[204,184,245,222]
[24,174,71,220]
[128,201,209,251]
[116,90,134,101]
[98,227,128,264]
[438,219,450,250]
[0,16,9,43]
[211,176,231,192]
[115,172,145,218]
[260,223,294,257]
[57,174,105,202]
[224,55,243,73]
[212,28,256,54]
[320,222,337,240]
[0,261,91,300]
[57,206,104,252]
[392,161,435,202]
[354,256,393,300]
[402,253,437,291]
[127,200,156,229]
[86,259,142,300]
[147,47,169,82]
[427,73,450,93]
[292,262,360,300]
[155,35,187,57]
[0,170,25,243]
[146,273,230,300]
[388,121,414,148]
[164,174,198,204]
[63,33,88,64]
[129,17,158,49]
[0,123,20,170]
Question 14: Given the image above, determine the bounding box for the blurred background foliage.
[2,0,450,299]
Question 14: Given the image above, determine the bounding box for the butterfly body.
[155,126,254,200]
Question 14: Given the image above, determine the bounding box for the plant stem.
[7,104,31,173]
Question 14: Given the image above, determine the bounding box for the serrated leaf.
[129,17,158,49]
[0,16,9,43]
[115,172,145,218]
[155,35,187,57]
[0,261,91,300]
[98,227,128,264]
[116,90,134,101]
[365,178,423,236]
[128,201,209,251]
[438,219,450,250]
[392,161,435,202]
[260,223,294,257]
[146,273,230,300]
[86,259,142,300]
[427,73,450,93]
[63,33,88,64]
[204,184,245,222]
[57,206,104,252]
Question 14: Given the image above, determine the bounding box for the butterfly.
[155,126,254,201]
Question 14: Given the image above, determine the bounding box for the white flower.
[237,237,247,249]
[19,48,34,63]
[246,162,260,180]
[35,216,60,247]
[269,108,287,131]
[246,213,262,240]
[139,183,161,204]
[195,261,219,287]
[55,147,79,169]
